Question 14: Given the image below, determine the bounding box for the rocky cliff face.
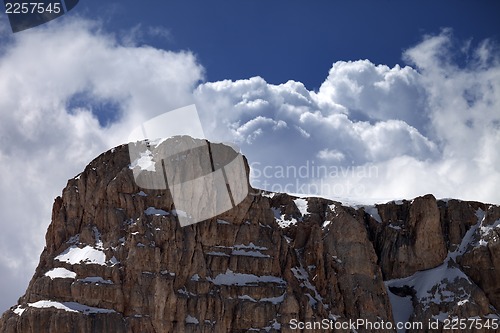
[1,137,499,333]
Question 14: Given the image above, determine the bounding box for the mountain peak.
[1,137,499,332]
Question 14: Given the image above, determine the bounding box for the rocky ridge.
[0,136,499,332]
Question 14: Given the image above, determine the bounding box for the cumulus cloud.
[0,18,203,312]
[195,30,500,205]
[314,60,429,132]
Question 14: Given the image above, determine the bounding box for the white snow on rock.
[261,192,275,198]
[129,150,156,171]
[108,256,119,266]
[479,217,500,243]
[386,259,472,308]
[12,306,26,316]
[78,276,113,284]
[231,249,270,258]
[449,209,484,256]
[238,295,257,302]
[385,284,414,333]
[185,315,199,324]
[55,245,107,266]
[291,266,323,307]
[208,269,286,286]
[293,198,309,216]
[161,270,176,276]
[259,293,286,304]
[28,300,115,315]
[385,208,494,327]
[44,267,77,280]
[144,207,169,216]
[233,243,268,250]
[272,207,298,228]
[236,292,286,304]
[322,220,331,228]
[328,204,337,215]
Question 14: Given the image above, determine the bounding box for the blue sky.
[73,0,500,88]
[0,0,499,313]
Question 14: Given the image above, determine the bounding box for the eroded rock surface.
[1,137,499,333]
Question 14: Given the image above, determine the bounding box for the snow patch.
[185,315,199,324]
[385,285,414,333]
[272,207,298,228]
[238,295,257,302]
[231,249,270,258]
[480,218,500,238]
[293,198,309,216]
[160,270,176,277]
[144,207,169,216]
[108,256,119,266]
[261,192,275,198]
[260,293,286,304]
[291,266,323,307]
[55,245,107,266]
[386,260,471,309]
[28,300,115,315]
[233,243,268,250]
[79,276,113,284]
[385,207,493,323]
[44,267,77,280]
[129,150,156,171]
[12,306,26,316]
[208,269,286,286]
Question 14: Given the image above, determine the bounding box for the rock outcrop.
[0,136,499,333]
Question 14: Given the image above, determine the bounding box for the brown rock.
[368,194,447,279]
[1,136,499,333]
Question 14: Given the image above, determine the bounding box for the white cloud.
[0,18,203,312]
[195,30,500,205]
[313,60,429,132]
